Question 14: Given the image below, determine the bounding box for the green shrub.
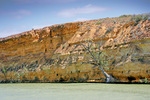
[2,67,7,79]
[77,78,85,83]
[34,76,39,82]
[119,15,128,18]
[105,27,114,34]
[144,78,148,83]
[95,22,102,25]
[143,15,148,21]
[62,44,65,49]
[104,67,110,71]
[138,79,143,83]
[130,14,150,25]
[119,14,132,18]
[142,14,150,21]
[131,15,142,26]
[138,57,144,63]
[2,68,6,74]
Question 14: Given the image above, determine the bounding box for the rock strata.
[0,14,150,83]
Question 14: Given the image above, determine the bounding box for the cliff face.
[0,14,150,83]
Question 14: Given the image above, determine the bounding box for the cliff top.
[1,13,149,42]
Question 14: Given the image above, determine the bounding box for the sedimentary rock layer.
[0,14,150,83]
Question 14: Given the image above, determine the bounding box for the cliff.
[0,13,150,83]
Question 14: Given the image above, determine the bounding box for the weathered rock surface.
[0,14,150,83]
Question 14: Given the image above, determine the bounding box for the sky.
[0,0,150,38]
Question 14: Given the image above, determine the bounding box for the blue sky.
[0,0,150,38]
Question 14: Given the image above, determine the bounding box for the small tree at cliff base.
[76,40,115,83]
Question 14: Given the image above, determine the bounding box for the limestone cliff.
[0,14,150,83]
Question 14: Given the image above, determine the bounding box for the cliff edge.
[0,13,150,83]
